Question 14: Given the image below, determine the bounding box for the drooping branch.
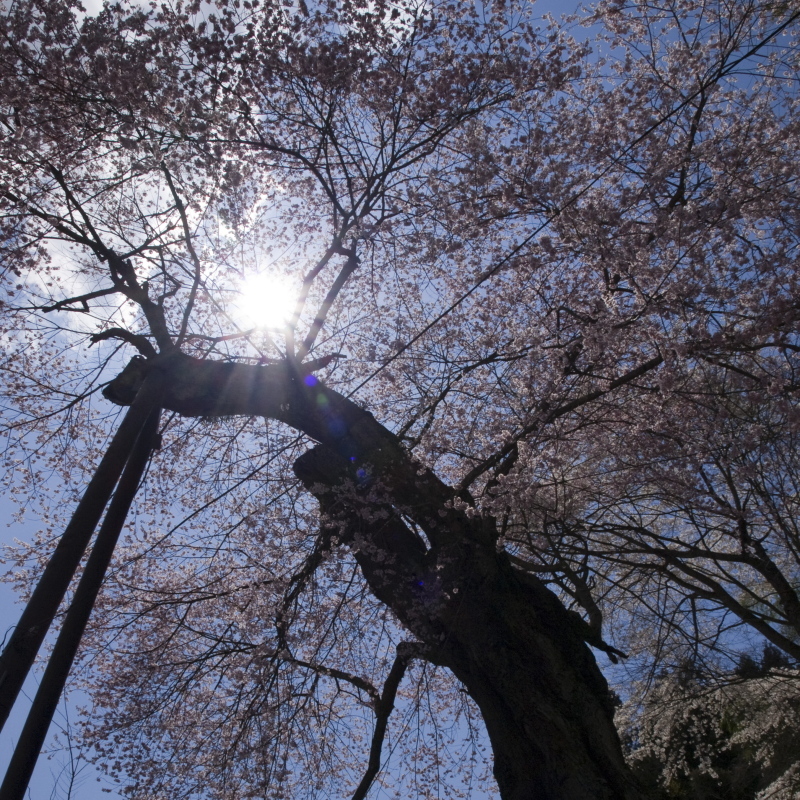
[40,287,121,313]
[458,354,665,490]
[289,658,380,705]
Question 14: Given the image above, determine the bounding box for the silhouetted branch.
[350,642,428,800]
[90,328,157,358]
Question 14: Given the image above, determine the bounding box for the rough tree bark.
[105,352,645,800]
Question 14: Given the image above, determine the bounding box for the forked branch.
[351,642,428,800]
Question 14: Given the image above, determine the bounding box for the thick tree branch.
[90,328,157,358]
[104,352,488,550]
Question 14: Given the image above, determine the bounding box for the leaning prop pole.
[0,399,163,800]
[0,374,163,732]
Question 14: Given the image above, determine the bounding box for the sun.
[234,272,297,330]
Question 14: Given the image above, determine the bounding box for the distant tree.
[0,1,799,799]
[618,648,800,799]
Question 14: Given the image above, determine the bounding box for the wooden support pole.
[0,375,162,732]
[0,401,162,800]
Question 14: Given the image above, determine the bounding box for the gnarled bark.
[108,352,645,799]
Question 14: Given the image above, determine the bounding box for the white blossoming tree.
[618,649,800,799]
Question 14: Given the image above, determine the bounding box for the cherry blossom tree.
[0,0,799,799]
[617,648,800,799]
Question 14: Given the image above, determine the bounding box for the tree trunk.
[107,353,645,800]
[426,557,640,800]
[294,444,642,800]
